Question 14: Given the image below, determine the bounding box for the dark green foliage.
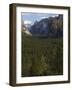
[21,32,63,77]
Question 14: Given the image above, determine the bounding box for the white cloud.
[40,15,59,20]
[24,20,32,25]
[37,16,47,21]
[41,16,47,19]
[51,15,59,18]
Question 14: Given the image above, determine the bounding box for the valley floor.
[21,33,63,77]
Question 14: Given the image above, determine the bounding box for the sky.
[21,12,59,25]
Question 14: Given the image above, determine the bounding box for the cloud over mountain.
[24,20,32,25]
[29,15,63,37]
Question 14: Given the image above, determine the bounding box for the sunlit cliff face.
[23,27,32,36]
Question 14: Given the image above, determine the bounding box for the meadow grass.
[21,32,63,77]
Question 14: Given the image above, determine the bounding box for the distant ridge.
[22,15,63,38]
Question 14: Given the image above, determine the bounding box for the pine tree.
[31,55,47,76]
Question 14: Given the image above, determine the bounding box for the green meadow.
[21,32,63,77]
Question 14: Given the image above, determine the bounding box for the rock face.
[22,23,32,36]
[29,15,63,38]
